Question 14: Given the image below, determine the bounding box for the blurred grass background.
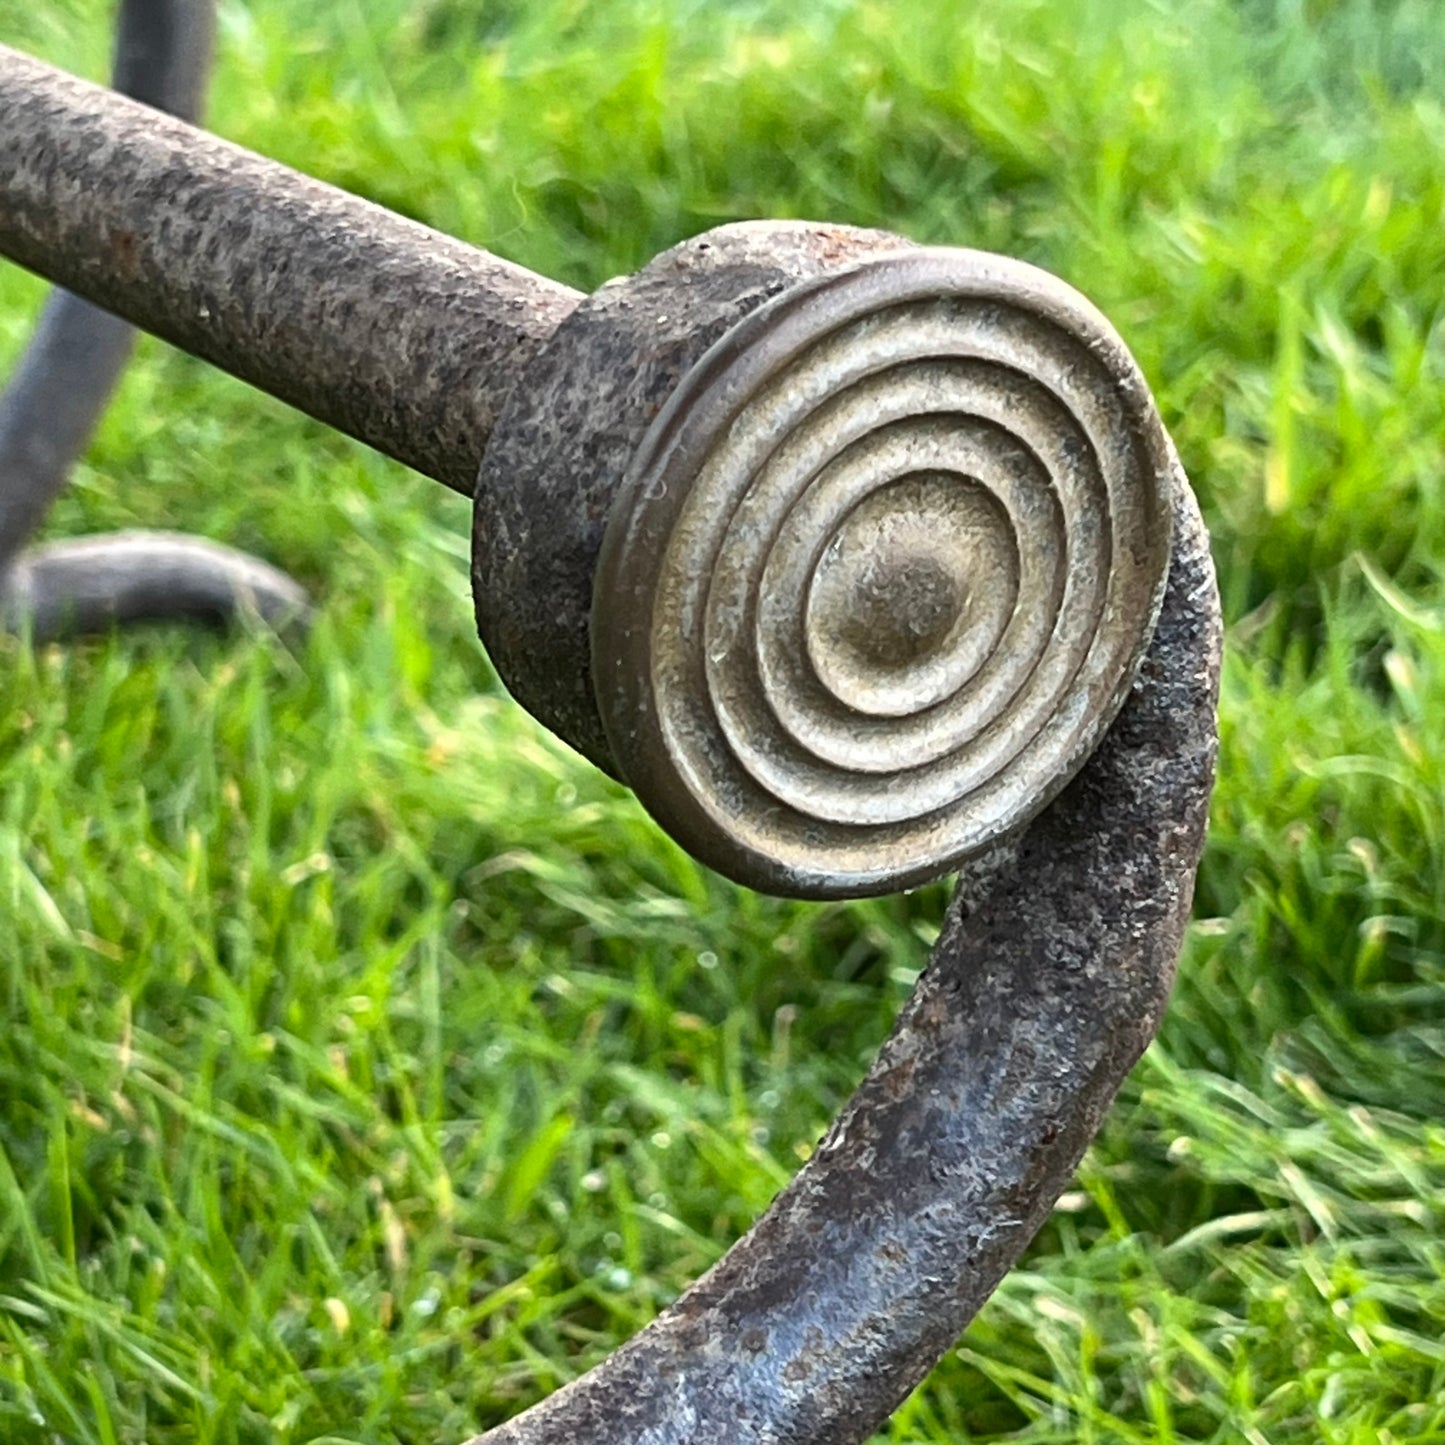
[1,0,1443,1440]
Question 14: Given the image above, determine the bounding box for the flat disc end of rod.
[592,248,1178,899]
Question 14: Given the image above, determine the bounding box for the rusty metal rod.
[0,43,582,495]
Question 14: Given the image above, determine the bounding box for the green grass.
[2,0,1444,1440]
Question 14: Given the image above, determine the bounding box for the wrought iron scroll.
[0,27,1222,1445]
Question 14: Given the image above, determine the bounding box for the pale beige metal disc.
[592,248,1178,899]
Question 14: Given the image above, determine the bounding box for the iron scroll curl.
[470,229,1222,1443]
[0,19,1223,1442]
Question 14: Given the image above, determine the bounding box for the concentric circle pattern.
[593,248,1177,899]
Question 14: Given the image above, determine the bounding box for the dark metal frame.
[0,20,1222,1444]
[0,0,306,638]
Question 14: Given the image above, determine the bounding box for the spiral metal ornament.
[593,248,1178,899]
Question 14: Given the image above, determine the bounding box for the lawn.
[1,0,1443,1441]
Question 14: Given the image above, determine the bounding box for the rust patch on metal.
[108,226,140,282]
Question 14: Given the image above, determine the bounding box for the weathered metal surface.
[473,222,910,777]
[0,0,213,572]
[472,481,1220,1445]
[0,43,582,496]
[592,246,1175,897]
[474,225,1174,897]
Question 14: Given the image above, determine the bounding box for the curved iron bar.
[0,37,1223,1443]
[473,485,1219,1444]
[0,0,308,638]
[0,530,309,642]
